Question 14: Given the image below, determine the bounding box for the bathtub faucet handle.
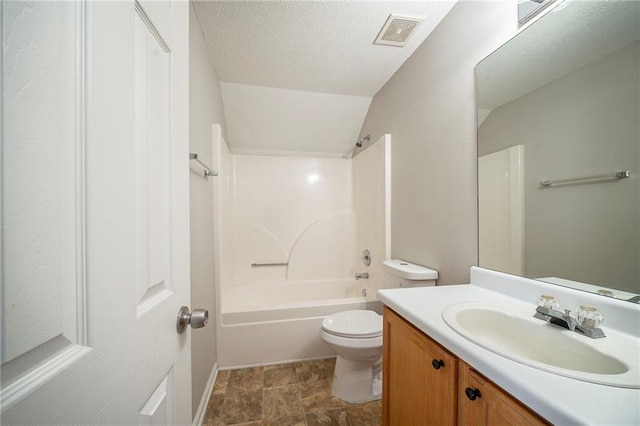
[355,272,369,280]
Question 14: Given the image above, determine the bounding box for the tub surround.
[218,278,381,367]
[216,138,392,370]
[377,267,640,425]
[216,155,364,368]
[230,155,354,287]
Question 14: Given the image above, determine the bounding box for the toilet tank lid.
[382,259,438,280]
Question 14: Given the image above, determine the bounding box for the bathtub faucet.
[355,272,369,280]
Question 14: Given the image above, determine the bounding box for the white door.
[1,1,192,424]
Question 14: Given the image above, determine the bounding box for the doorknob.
[176,306,209,334]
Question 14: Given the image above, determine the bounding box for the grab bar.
[540,170,629,188]
[251,262,288,267]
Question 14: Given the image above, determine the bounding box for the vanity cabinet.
[458,361,548,426]
[382,307,548,426]
[382,307,457,425]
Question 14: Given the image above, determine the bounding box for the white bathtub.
[218,279,382,368]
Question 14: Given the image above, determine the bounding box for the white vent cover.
[374,14,424,47]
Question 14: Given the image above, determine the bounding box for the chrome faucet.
[534,296,606,339]
[355,272,369,280]
[534,306,578,330]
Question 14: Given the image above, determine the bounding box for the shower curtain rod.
[189,153,218,178]
[343,135,371,158]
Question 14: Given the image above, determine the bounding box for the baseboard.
[192,362,218,426]
[218,355,336,371]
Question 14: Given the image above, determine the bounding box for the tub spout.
[355,272,369,280]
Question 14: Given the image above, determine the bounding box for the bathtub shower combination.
[212,136,442,405]
[217,260,438,409]
[218,260,438,373]
[215,136,393,368]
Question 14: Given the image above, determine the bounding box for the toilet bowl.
[320,310,383,403]
[320,260,438,403]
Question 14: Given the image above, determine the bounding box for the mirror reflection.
[477,0,639,302]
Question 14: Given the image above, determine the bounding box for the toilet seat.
[321,310,382,339]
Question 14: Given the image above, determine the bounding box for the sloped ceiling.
[192,1,458,157]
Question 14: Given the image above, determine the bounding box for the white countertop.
[377,267,640,425]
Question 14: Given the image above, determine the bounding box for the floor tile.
[295,360,329,383]
[202,393,225,426]
[227,367,265,393]
[220,389,263,425]
[305,408,349,426]
[262,415,306,426]
[299,379,345,412]
[213,370,231,395]
[204,359,380,425]
[323,358,336,379]
[264,365,298,387]
[263,384,303,419]
[345,400,382,426]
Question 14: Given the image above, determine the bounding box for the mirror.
[477,0,640,302]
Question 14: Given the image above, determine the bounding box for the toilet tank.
[382,259,438,288]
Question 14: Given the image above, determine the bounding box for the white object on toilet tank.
[382,259,438,288]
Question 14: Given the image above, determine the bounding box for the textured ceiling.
[192,1,458,156]
[193,1,458,96]
[478,0,640,110]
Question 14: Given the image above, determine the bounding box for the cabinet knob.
[465,387,482,401]
[431,359,445,370]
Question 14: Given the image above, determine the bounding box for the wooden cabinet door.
[383,307,457,426]
[458,361,548,426]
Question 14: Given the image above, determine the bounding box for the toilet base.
[331,355,382,403]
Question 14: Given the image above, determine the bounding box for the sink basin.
[442,302,640,388]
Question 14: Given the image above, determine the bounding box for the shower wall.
[223,155,356,297]
[214,143,391,367]
[353,134,391,286]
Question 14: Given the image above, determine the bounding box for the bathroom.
[2,0,638,424]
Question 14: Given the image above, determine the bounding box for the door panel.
[134,1,173,314]
[1,0,78,363]
[139,369,174,426]
[1,0,90,406]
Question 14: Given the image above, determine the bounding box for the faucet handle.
[575,305,603,330]
[537,294,559,310]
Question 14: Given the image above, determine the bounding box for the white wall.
[479,42,640,292]
[227,155,354,295]
[357,1,519,285]
[188,4,227,419]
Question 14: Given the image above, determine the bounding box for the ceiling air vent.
[374,14,424,47]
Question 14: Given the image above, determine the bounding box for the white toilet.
[320,259,438,403]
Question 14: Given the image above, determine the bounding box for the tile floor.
[203,358,382,426]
